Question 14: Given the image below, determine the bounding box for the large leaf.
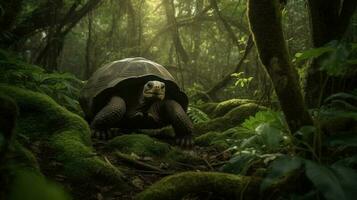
[333,155,357,168]
[330,165,357,200]
[256,123,284,150]
[220,152,257,175]
[295,47,334,61]
[187,106,210,123]
[261,156,303,191]
[325,133,357,147]
[305,161,357,200]
[324,92,357,104]
[290,190,318,200]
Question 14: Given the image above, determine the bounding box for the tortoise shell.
[80,57,188,120]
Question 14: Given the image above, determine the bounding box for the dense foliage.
[0,0,356,199]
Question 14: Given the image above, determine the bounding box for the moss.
[248,0,313,133]
[0,93,18,157]
[136,172,260,200]
[107,134,203,169]
[0,85,123,183]
[195,128,253,151]
[212,99,257,117]
[107,134,171,157]
[197,102,218,116]
[7,168,71,200]
[7,141,40,171]
[1,140,70,200]
[194,103,267,135]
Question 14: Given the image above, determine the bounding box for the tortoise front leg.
[159,100,194,147]
[91,96,126,139]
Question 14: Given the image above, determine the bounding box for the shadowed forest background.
[0,0,356,200]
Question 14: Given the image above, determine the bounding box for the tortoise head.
[142,80,165,101]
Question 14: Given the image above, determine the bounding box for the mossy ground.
[136,172,261,200]
[194,127,253,151]
[194,103,267,134]
[1,79,269,199]
[0,85,124,199]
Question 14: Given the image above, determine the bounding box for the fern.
[241,110,288,132]
[187,106,210,123]
[0,49,84,114]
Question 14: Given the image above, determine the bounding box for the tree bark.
[85,11,93,79]
[304,0,357,107]
[163,0,189,64]
[0,0,23,35]
[247,0,313,133]
[35,0,102,71]
[1,0,102,50]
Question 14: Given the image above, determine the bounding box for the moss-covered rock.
[6,168,71,200]
[194,103,267,135]
[197,102,218,116]
[1,117,69,200]
[107,134,203,168]
[136,172,261,200]
[0,93,18,158]
[107,134,171,157]
[212,99,257,117]
[0,85,123,183]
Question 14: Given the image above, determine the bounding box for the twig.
[114,151,166,173]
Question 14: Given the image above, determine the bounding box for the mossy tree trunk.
[304,0,357,107]
[247,0,313,133]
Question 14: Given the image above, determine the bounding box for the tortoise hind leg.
[91,96,126,139]
[159,100,194,147]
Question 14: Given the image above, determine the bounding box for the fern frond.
[187,106,210,123]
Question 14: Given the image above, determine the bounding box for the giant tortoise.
[80,57,193,147]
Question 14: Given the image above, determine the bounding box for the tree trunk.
[247,0,313,133]
[125,0,141,56]
[304,0,357,107]
[85,11,93,79]
[35,0,102,71]
[0,0,23,37]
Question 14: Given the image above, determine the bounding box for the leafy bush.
[0,49,83,114]
[238,110,289,152]
[261,155,357,200]
[261,91,357,199]
[221,110,291,175]
[295,40,357,76]
[231,72,254,88]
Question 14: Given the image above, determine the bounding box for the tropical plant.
[221,110,291,175]
[0,50,83,114]
[295,40,357,76]
[187,106,210,123]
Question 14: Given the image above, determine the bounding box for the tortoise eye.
[161,85,165,89]
[147,82,153,88]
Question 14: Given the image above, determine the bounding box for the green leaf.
[330,165,357,200]
[305,161,357,200]
[326,133,357,147]
[255,123,283,150]
[261,156,303,191]
[324,92,357,104]
[333,155,357,168]
[220,152,257,175]
[295,47,334,61]
[187,107,210,123]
